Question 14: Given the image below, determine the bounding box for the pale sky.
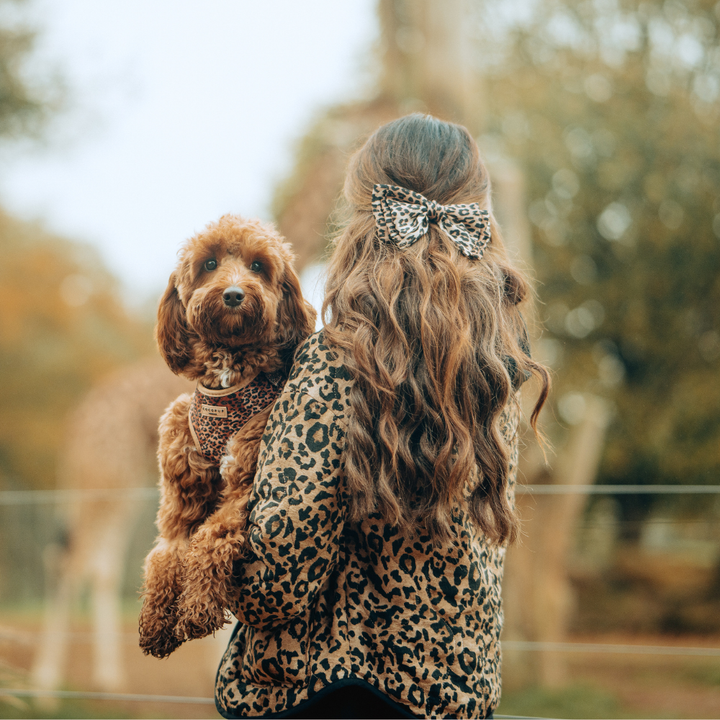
[0,0,377,305]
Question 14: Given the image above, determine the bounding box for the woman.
[215,114,550,719]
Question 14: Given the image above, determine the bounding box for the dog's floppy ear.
[155,272,194,374]
[276,264,317,364]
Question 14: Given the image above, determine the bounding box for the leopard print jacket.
[215,331,520,719]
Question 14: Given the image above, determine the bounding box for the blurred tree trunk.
[378,0,484,133]
[494,164,613,687]
[502,396,611,687]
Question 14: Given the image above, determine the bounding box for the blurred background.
[1,0,719,717]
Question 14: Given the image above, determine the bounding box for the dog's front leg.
[139,394,221,657]
[174,406,271,641]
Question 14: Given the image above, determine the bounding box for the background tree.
[0,212,153,489]
[269,3,720,680]
[0,0,153,491]
[0,0,63,141]
[476,0,720,529]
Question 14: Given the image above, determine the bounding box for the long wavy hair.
[323,114,550,544]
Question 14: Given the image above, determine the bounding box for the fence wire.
[0,688,214,705]
[3,622,719,657]
[0,487,158,505]
[518,484,720,494]
[1,484,719,506]
[501,640,720,657]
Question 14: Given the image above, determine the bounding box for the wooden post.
[503,396,612,687]
[491,152,613,688]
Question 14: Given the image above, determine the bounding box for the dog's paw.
[139,628,184,659]
[172,565,227,642]
[170,522,248,642]
[174,594,229,642]
[138,604,185,658]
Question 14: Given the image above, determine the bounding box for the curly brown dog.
[138,215,316,658]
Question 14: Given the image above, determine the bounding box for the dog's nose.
[223,286,245,307]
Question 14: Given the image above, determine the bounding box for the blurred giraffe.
[31,358,194,693]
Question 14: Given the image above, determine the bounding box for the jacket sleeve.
[229,386,347,630]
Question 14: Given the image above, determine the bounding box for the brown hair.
[323,114,549,544]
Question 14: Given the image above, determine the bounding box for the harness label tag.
[201,404,227,418]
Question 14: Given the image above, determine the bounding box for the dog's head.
[156,215,316,378]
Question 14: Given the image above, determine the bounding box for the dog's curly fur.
[138,215,316,658]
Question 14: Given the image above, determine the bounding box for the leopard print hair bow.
[371,183,492,260]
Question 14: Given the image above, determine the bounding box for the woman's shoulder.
[285,330,353,419]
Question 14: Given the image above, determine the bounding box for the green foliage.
[0,211,154,489]
[480,0,720,505]
[0,696,161,719]
[0,0,64,144]
[0,1,150,491]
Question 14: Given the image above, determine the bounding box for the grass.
[497,650,720,719]
[498,683,625,719]
[674,660,720,688]
[0,697,134,720]
[0,693,217,720]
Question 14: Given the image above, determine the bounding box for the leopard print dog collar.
[371,183,492,259]
[188,371,285,464]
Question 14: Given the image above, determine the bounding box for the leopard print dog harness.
[188,372,285,464]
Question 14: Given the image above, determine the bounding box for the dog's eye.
[250,260,263,274]
[203,259,217,272]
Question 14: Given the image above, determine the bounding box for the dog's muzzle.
[223,286,245,307]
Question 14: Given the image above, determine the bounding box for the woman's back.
[216,332,519,719]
